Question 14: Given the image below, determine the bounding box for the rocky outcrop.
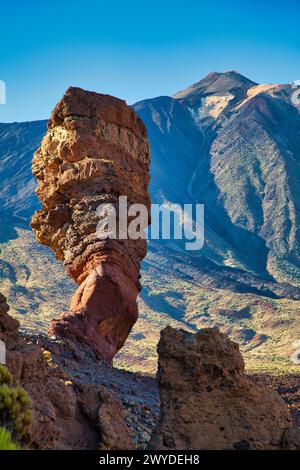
[150,326,292,450]
[77,382,135,450]
[31,87,150,360]
[0,292,135,449]
[0,292,19,341]
[282,427,300,450]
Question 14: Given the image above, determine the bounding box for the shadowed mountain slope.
[135,71,300,289]
[0,121,47,222]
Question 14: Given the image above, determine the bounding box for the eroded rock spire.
[31,87,150,360]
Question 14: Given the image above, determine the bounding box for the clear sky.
[0,0,299,122]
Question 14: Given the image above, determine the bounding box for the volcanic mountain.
[1,71,300,373]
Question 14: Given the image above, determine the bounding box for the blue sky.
[0,0,299,122]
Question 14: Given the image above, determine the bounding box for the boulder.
[150,326,292,450]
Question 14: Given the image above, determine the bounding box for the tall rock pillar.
[31,87,150,360]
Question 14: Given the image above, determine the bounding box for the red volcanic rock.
[0,292,19,341]
[31,87,150,360]
[150,326,292,450]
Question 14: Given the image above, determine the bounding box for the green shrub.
[0,427,21,450]
[0,365,32,439]
[0,365,12,386]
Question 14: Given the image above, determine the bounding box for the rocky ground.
[24,332,159,449]
[252,374,300,427]
[24,330,300,449]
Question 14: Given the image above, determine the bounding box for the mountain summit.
[173,70,258,100]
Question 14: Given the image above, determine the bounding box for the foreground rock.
[31,87,150,361]
[150,326,293,450]
[0,293,136,449]
[0,292,19,340]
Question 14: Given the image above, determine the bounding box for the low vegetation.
[0,427,21,450]
[0,365,32,449]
